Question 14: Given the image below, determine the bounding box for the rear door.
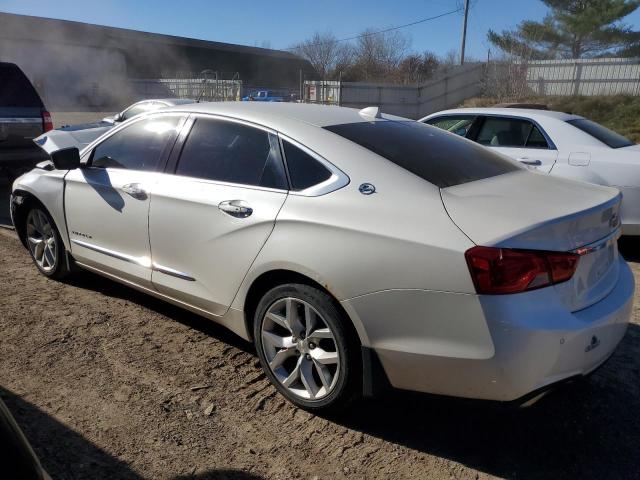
[473,116,558,173]
[0,64,44,153]
[149,115,288,315]
[65,114,185,287]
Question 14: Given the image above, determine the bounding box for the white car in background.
[421,108,640,235]
[11,103,633,411]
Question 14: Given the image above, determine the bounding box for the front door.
[65,114,184,287]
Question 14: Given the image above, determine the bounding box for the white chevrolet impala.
[11,102,634,411]
[422,108,640,235]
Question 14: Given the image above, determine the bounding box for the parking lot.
[0,225,638,479]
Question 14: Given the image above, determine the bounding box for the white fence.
[304,63,485,119]
[130,78,243,102]
[305,57,640,119]
[524,57,640,96]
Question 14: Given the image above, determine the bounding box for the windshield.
[324,120,522,188]
[567,118,634,149]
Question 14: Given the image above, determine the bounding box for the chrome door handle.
[518,158,542,166]
[218,200,253,218]
[122,183,148,200]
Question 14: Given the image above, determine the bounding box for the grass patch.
[460,95,640,142]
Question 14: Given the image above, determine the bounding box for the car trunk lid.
[442,170,622,311]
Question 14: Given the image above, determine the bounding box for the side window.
[476,117,546,148]
[175,118,287,189]
[525,126,550,149]
[91,116,182,171]
[282,140,332,191]
[425,115,476,137]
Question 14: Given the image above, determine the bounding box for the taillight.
[42,110,53,132]
[465,246,579,295]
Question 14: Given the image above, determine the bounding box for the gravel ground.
[1,228,639,480]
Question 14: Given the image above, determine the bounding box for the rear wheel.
[25,206,69,279]
[254,283,361,412]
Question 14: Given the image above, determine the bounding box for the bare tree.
[347,29,411,82]
[397,51,440,84]
[292,31,353,80]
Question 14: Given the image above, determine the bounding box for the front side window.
[324,120,521,188]
[91,116,181,171]
[175,118,287,189]
[567,118,634,149]
[282,141,332,191]
[476,117,547,148]
[425,115,476,137]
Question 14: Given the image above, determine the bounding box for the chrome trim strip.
[0,117,42,123]
[152,262,196,281]
[70,239,151,267]
[572,227,621,255]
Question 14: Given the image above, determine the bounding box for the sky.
[2,0,640,59]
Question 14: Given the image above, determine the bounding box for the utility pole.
[459,0,470,65]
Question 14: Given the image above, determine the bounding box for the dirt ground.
[0,228,639,480]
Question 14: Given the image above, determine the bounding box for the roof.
[0,12,301,61]
[424,107,581,121]
[162,101,407,128]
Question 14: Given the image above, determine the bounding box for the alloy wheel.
[261,297,341,400]
[26,209,57,273]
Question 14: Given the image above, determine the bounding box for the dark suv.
[0,63,52,182]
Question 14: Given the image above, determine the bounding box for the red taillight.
[42,110,53,132]
[465,246,579,295]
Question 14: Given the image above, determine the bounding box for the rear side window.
[567,118,634,149]
[282,141,332,191]
[425,115,476,137]
[0,64,43,108]
[324,120,521,188]
[91,116,181,171]
[175,118,287,189]
[476,117,548,149]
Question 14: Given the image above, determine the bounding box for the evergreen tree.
[488,0,640,59]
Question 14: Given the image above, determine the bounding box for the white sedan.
[11,102,633,410]
[421,108,640,235]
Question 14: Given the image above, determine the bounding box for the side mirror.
[113,113,123,122]
[50,147,81,170]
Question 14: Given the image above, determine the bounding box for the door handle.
[121,183,148,200]
[518,158,542,166]
[218,200,253,218]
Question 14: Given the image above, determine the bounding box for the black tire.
[254,283,361,412]
[24,205,70,280]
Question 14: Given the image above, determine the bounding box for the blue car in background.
[241,90,288,102]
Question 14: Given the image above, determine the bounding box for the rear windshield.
[0,64,43,108]
[323,120,521,188]
[567,118,633,149]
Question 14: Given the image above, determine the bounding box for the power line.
[285,7,462,51]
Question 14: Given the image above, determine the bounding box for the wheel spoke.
[262,331,294,350]
[313,359,333,390]
[299,357,319,399]
[43,246,55,268]
[312,349,339,365]
[282,357,302,387]
[309,327,333,341]
[286,298,305,336]
[304,304,316,337]
[269,348,295,370]
[266,312,290,332]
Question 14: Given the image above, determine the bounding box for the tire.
[24,205,70,280]
[254,283,361,412]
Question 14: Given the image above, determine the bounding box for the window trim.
[167,113,290,193]
[278,133,350,197]
[83,112,187,172]
[471,114,557,150]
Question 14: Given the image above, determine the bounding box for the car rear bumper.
[345,256,634,401]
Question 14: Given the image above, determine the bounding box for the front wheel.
[254,283,361,412]
[25,206,70,279]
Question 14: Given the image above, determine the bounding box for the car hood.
[33,125,111,154]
